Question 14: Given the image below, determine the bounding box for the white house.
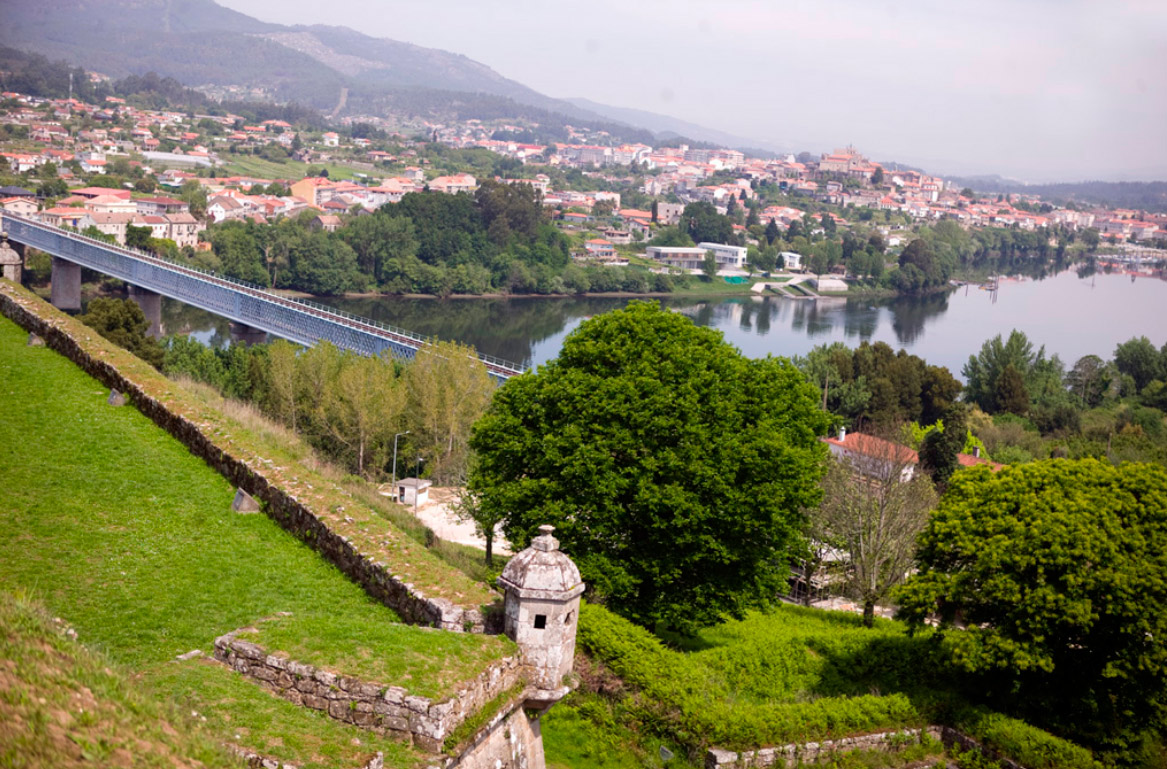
[698,242,748,270]
[646,245,708,271]
[823,429,917,483]
[780,251,802,271]
[584,238,617,259]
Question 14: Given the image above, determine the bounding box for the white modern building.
[646,245,708,271]
[698,242,748,270]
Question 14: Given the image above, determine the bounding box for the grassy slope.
[0,279,497,610]
[0,312,508,767]
[0,589,240,769]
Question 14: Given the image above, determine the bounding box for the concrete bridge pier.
[127,285,163,338]
[50,256,82,312]
[229,322,267,346]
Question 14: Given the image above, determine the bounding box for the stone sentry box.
[497,525,584,708]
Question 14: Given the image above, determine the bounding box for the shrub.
[954,709,1103,769]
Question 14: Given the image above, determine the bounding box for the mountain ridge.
[563,97,787,155]
[0,0,738,146]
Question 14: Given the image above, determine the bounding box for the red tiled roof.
[824,433,918,464]
[957,453,1005,471]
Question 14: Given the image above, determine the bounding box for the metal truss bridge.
[1,213,526,381]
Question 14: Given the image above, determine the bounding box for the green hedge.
[577,602,922,749]
[577,602,1102,766]
[955,709,1104,769]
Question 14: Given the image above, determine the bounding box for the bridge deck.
[1,214,525,381]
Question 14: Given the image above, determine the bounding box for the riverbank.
[274,279,771,302]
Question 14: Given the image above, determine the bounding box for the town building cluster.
[1,87,1165,278]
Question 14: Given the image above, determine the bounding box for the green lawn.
[237,614,509,700]
[221,155,369,182]
[0,313,509,767]
[0,590,240,768]
[668,278,766,297]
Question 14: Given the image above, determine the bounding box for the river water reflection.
[164,269,1167,378]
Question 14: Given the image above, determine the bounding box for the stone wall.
[447,704,544,769]
[232,745,384,769]
[0,283,495,633]
[213,627,524,753]
[706,726,1030,769]
[706,729,943,768]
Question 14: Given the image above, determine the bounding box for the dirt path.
[378,486,512,554]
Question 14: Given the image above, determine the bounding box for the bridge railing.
[3,214,527,376]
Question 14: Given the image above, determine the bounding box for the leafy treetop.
[468,301,830,633]
[897,459,1167,755]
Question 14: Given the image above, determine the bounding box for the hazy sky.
[218,0,1167,182]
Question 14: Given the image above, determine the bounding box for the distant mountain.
[0,0,658,140]
[563,97,788,155]
[947,176,1167,213]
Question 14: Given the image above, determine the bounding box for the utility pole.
[414,456,424,514]
[391,430,410,502]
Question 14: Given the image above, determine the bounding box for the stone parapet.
[214,628,525,754]
[705,728,943,769]
[230,745,384,769]
[0,282,497,633]
[705,726,1035,769]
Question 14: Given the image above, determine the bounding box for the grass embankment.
[667,277,766,297]
[235,614,501,700]
[0,590,239,769]
[0,279,497,611]
[171,377,504,588]
[559,602,1100,769]
[0,312,511,767]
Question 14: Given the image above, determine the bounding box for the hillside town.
[1,86,1165,291]
[4,2,1167,767]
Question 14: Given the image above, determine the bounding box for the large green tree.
[897,459,1167,755]
[797,341,961,427]
[681,201,735,245]
[468,302,830,633]
[1114,336,1163,392]
[962,330,1063,414]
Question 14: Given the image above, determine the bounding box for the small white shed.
[396,478,432,507]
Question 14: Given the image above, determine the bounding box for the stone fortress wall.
[213,625,524,752]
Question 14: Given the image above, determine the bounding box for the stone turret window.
[565,611,573,625]
[534,614,547,629]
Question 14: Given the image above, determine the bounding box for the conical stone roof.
[498,525,585,600]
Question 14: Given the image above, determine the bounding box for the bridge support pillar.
[229,322,266,347]
[50,257,81,312]
[127,285,163,338]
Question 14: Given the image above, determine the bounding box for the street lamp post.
[414,456,424,514]
[391,431,410,502]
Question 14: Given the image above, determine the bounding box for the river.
[162,268,1167,378]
